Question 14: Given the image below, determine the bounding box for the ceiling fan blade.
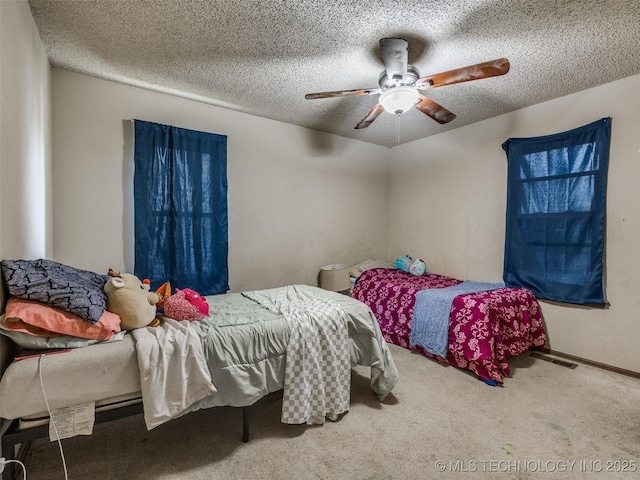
[414,94,456,124]
[305,88,381,99]
[415,58,510,89]
[380,38,409,83]
[355,103,385,129]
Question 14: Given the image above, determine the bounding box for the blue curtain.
[134,120,228,295]
[502,118,610,305]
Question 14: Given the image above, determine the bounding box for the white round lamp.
[319,264,351,292]
[379,86,419,115]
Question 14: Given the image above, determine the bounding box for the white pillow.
[348,259,374,277]
[359,260,395,273]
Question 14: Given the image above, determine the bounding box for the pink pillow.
[4,297,121,340]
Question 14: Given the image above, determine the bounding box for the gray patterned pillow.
[1,259,110,323]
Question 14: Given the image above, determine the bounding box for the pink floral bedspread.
[352,268,546,383]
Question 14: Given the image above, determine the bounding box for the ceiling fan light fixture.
[379,86,419,115]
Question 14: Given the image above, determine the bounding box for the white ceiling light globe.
[379,86,419,115]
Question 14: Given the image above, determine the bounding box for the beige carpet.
[20,344,640,479]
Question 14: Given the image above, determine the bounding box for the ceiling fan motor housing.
[379,64,420,89]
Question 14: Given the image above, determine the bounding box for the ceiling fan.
[305,38,510,130]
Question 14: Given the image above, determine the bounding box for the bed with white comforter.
[132,285,398,429]
[1,285,398,433]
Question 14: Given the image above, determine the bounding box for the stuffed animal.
[395,255,413,272]
[182,288,209,316]
[164,288,209,321]
[155,281,172,310]
[409,258,427,276]
[104,269,160,330]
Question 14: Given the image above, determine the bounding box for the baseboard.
[542,348,640,380]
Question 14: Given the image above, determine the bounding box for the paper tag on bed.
[49,401,96,441]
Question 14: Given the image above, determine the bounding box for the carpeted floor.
[19,344,640,479]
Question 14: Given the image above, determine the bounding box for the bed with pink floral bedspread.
[352,268,546,384]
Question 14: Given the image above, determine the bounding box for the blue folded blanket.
[409,281,504,358]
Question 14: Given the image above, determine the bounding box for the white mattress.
[0,333,140,420]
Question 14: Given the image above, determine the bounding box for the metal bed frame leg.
[242,406,249,443]
[1,438,14,480]
[1,420,25,480]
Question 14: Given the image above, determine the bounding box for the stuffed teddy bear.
[164,288,209,321]
[104,268,160,330]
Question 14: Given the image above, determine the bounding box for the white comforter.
[132,318,217,429]
[132,285,392,429]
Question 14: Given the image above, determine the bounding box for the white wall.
[0,0,51,262]
[51,70,389,292]
[389,74,640,373]
[0,0,51,375]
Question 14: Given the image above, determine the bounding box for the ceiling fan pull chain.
[395,114,399,146]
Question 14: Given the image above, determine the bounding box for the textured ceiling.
[28,0,640,148]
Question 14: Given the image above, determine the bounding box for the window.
[502,118,610,305]
[133,120,228,295]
